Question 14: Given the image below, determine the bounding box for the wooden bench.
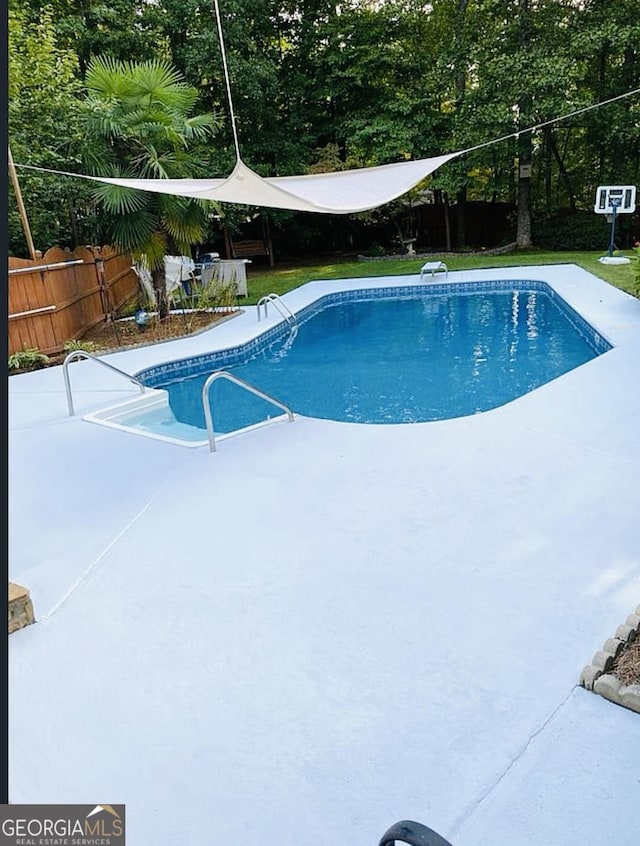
[231,240,270,259]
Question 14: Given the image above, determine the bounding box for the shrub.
[9,347,50,372]
[532,210,610,251]
[362,243,386,257]
[63,339,97,354]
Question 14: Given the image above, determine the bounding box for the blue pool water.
[143,285,610,434]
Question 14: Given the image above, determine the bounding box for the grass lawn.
[244,248,640,304]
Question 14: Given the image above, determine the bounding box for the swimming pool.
[102,279,610,443]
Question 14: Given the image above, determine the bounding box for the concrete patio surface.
[8,265,640,845]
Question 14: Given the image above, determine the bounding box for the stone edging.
[9,582,35,634]
[356,242,518,262]
[579,606,640,713]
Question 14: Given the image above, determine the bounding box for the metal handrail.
[63,350,146,417]
[256,292,297,326]
[201,370,294,452]
[9,305,57,320]
[379,820,453,846]
[9,259,85,276]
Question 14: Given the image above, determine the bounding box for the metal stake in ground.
[93,248,121,346]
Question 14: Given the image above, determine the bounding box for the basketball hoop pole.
[607,198,622,257]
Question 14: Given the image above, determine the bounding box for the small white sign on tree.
[594,185,637,263]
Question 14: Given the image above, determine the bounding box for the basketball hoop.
[594,185,636,263]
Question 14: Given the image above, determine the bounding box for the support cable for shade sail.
[209,0,636,167]
[207,0,640,169]
[212,0,241,162]
[457,87,640,158]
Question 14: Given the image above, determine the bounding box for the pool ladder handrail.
[63,350,146,417]
[256,292,297,327]
[202,370,294,452]
[379,820,453,846]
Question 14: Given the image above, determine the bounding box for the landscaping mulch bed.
[611,636,640,686]
[80,309,238,354]
[11,309,241,370]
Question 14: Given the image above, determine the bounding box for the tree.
[8,2,94,255]
[79,56,223,316]
[20,0,163,72]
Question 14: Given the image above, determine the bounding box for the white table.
[420,261,448,281]
[196,259,251,297]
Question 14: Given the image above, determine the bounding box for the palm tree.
[81,57,222,317]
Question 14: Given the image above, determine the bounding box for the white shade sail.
[84,153,461,214]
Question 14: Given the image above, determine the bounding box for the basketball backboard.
[594,185,636,215]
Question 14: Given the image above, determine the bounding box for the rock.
[579,665,602,690]
[594,674,622,700]
[591,650,614,673]
[603,637,624,657]
[8,582,35,634]
[620,685,640,714]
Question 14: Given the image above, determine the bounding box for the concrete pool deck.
[8,264,640,845]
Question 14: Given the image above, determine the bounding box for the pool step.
[9,582,35,634]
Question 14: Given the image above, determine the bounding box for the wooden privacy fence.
[8,246,138,357]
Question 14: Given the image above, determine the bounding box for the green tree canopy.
[8,2,94,254]
[9,0,640,256]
